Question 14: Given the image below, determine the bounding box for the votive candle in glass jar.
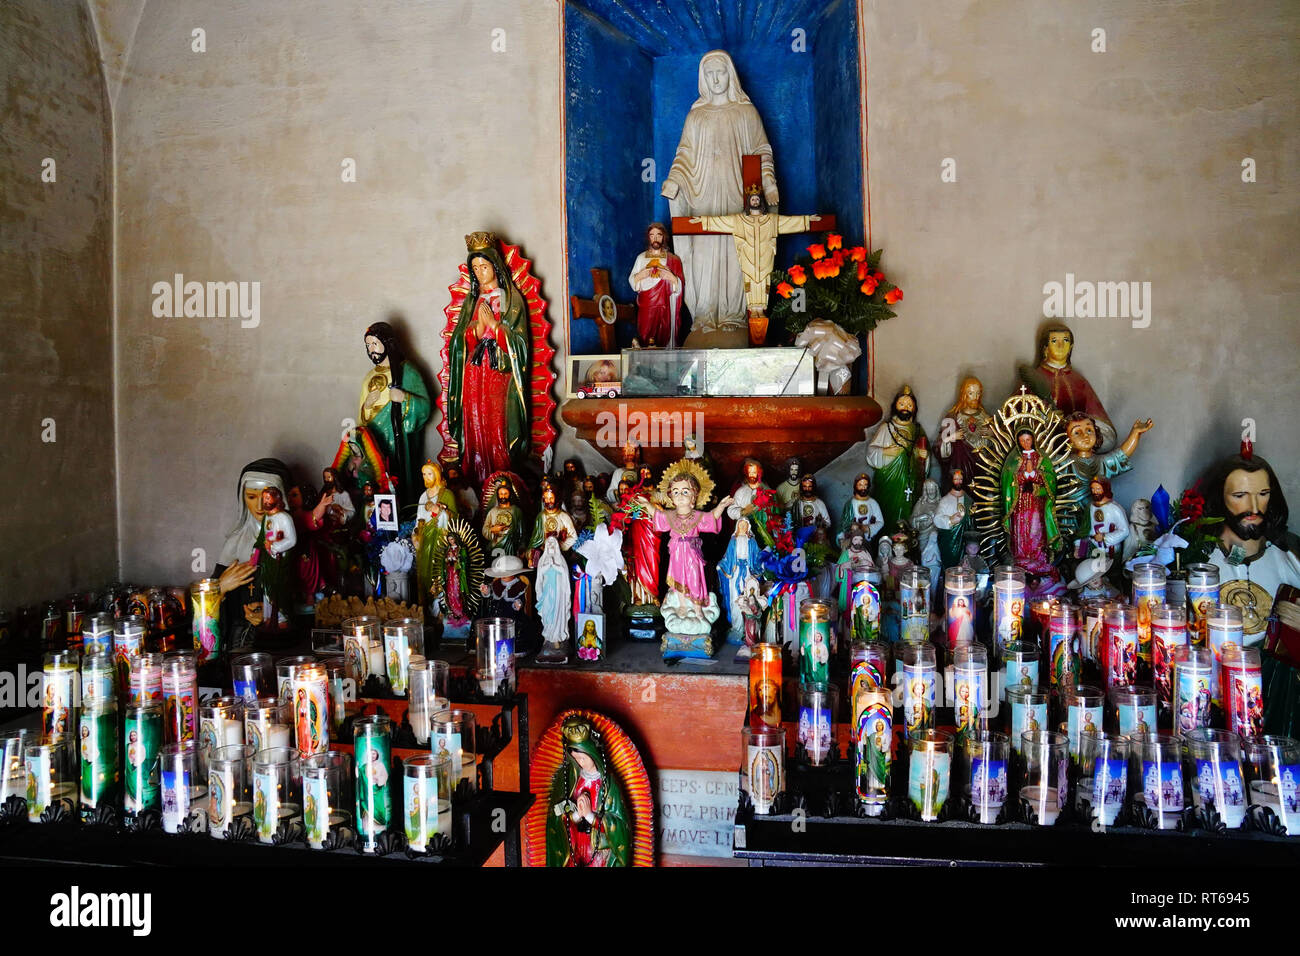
[160,740,203,834]
[342,616,380,685]
[849,575,882,644]
[1172,645,1215,736]
[122,702,164,816]
[952,644,987,742]
[1020,729,1068,825]
[82,612,115,657]
[190,578,222,666]
[1221,646,1264,738]
[908,729,953,822]
[79,700,119,816]
[992,567,1027,649]
[80,646,116,708]
[1130,562,1166,663]
[230,652,273,703]
[303,750,353,849]
[383,618,423,697]
[1006,687,1050,757]
[0,729,27,803]
[408,659,449,746]
[853,680,892,816]
[208,743,254,840]
[1187,728,1246,829]
[1063,684,1106,760]
[129,652,164,707]
[1205,606,1244,704]
[798,599,835,684]
[1077,731,1128,828]
[404,752,453,851]
[432,709,477,794]
[1109,684,1157,738]
[742,725,786,815]
[897,571,929,645]
[41,649,80,741]
[1101,604,1139,688]
[252,746,302,844]
[798,682,836,766]
[276,654,316,706]
[1242,734,1300,836]
[244,697,292,759]
[291,662,330,758]
[162,651,199,744]
[1002,640,1039,700]
[1081,599,1108,667]
[1131,731,1183,829]
[964,730,1009,824]
[1150,603,1188,717]
[749,642,783,730]
[943,567,977,650]
[198,697,245,767]
[353,714,393,853]
[25,739,76,823]
[113,619,145,697]
[474,617,516,696]
[1184,564,1220,648]
[1047,603,1082,693]
[899,643,936,735]
[324,658,348,734]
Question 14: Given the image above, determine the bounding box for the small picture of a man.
[374,493,399,531]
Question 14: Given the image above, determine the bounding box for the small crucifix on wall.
[570,267,635,354]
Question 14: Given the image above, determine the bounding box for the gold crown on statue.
[465,231,498,252]
[745,183,763,197]
[561,718,592,746]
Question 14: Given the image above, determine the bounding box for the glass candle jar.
[908,729,953,822]
[1131,731,1184,829]
[122,702,164,815]
[474,617,516,696]
[1063,684,1106,760]
[1077,731,1128,828]
[198,697,245,767]
[1047,603,1082,693]
[303,750,353,849]
[1150,603,1188,716]
[943,567,977,650]
[408,660,450,746]
[1002,640,1039,701]
[897,571,929,645]
[251,746,302,844]
[749,643,783,730]
[353,714,393,853]
[1130,562,1167,663]
[403,752,453,851]
[1020,729,1068,825]
[798,682,836,766]
[1205,606,1244,704]
[1184,564,1220,648]
[1172,645,1215,736]
[963,730,1010,824]
[25,739,76,823]
[1080,599,1108,667]
[162,651,199,744]
[1108,684,1157,738]
[128,652,164,707]
[244,697,292,760]
[342,616,381,685]
[431,710,477,794]
[291,662,330,758]
[113,619,146,697]
[1221,646,1264,738]
[900,643,937,735]
[992,567,1027,649]
[1101,604,1139,689]
[324,658,348,734]
[230,652,274,703]
[276,655,316,706]
[82,612,115,657]
[190,578,222,666]
[952,645,987,742]
[1006,687,1050,757]
[742,726,786,815]
[160,740,203,834]
[1242,734,1299,836]
[80,647,116,709]
[1187,728,1247,829]
[0,729,27,804]
[208,743,254,839]
[41,649,80,741]
[853,678,893,816]
[798,599,835,684]
[382,618,423,697]
[79,700,119,815]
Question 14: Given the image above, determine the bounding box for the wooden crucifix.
[570,267,636,353]
[671,155,836,321]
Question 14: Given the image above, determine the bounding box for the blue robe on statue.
[717,534,757,635]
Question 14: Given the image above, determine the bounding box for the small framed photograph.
[568,354,622,400]
[373,493,399,531]
[574,612,605,662]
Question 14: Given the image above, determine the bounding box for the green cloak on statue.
[546,718,632,867]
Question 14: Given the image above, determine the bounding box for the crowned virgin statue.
[1000,428,1061,574]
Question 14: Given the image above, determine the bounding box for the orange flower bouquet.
[769,239,903,338]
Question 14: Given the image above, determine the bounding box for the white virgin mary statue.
[662,50,778,334]
[534,536,571,663]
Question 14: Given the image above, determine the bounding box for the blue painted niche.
[565,0,864,354]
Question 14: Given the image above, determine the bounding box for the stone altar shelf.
[561,395,882,476]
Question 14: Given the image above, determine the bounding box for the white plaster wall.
[113,0,564,582]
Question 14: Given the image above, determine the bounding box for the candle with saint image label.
[1130,563,1166,663]
[41,650,80,741]
[342,616,380,685]
[162,651,199,744]
[897,572,929,645]
[1172,646,1214,737]
[992,567,1026,650]
[1064,684,1105,760]
[190,577,222,666]
[432,710,477,794]
[208,744,254,840]
[275,655,316,706]
[1077,731,1127,828]
[1150,603,1188,718]
[198,697,245,769]
[943,567,976,650]
[1187,728,1247,829]
[1221,646,1264,738]
[81,612,115,657]
[1101,605,1139,689]
[964,730,1009,825]
[1006,687,1049,756]
[908,729,952,822]
[292,662,329,758]
[303,751,352,849]
[25,740,76,823]
[1002,640,1038,700]
[1205,605,1243,706]
[1131,731,1183,829]
[354,715,393,853]
[230,652,273,703]
[1047,603,1082,693]
[244,697,292,758]
[743,726,786,815]
[382,618,422,697]
[1,730,27,804]
[161,741,203,834]
[1021,729,1068,826]
[899,642,936,735]
[79,700,119,815]
[474,617,515,696]
[952,645,986,743]
[1243,735,1300,836]
[129,652,164,707]
[1108,684,1157,738]
[1184,564,1219,648]
[749,643,783,730]
[798,682,836,766]
[404,753,453,852]
[114,619,145,698]
[123,702,163,815]
[252,747,302,844]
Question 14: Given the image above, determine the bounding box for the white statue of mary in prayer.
[662,50,778,334]
[534,536,571,663]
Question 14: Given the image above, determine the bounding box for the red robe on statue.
[462,290,514,490]
[632,253,685,348]
[628,513,661,606]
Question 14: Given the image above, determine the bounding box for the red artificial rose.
[776,281,794,299]
[849,247,867,263]
[860,278,879,295]
[885,287,903,304]
[808,243,827,261]
[826,233,843,251]
[787,265,808,286]
[856,262,870,281]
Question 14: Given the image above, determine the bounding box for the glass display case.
[620,348,815,397]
